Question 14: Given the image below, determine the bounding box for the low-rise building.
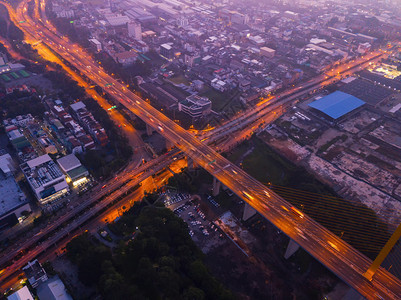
[178,95,212,118]
[115,51,138,66]
[7,129,30,151]
[211,78,228,92]
[7,286,34,300]
[22,260,48,288]
[57,154,89,187]
[37,276,73,300]
[160,44,173,59]
[21,154,69,205]
[89,38,102,52]
[0,153,30,229]
[260,46,276,58]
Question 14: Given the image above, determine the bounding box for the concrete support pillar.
[187,156,193,170]
[165,139,174,151]
[284,239,300,259]
[187,156,195,170]
[212,177,221,197]
[146,124,154,136]
[242,202,257,221]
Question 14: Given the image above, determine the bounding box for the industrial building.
[308,91,365,120]
[21,154,69,205]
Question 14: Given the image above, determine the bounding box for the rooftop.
[37,275,73,300]
[0,171,27,217]
[7,286,34,300]
[70,101,86,112]
[339,78,394,106]
[21,155,64,190]
[57,154,82,172]
[308,91,365,120]
[67,165,88,180]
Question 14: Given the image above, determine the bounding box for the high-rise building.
[128,21,142,40]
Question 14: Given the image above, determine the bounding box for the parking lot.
[163,192,226,253]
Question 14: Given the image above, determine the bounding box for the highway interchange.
[0,0,400,298]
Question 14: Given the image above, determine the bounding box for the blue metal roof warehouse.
[308,91,365,120]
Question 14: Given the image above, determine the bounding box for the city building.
[177,17,189,27]
[70,102,108,146]
[7,129,30,151]
[21,154,69,205]
[115,51,138,66]
[260,46,276,58]
[178,95,212,118]
[0,152,30,229]
[128,21,142,40]
[308,91,366,121]
[36,276,73,300]
[7,286,34,300]
[57,154,89,187]
[89,38,102,52]
[105,14,130,27]
[211,78,228,92]
[160,44,173,59]
[22,260,48,288]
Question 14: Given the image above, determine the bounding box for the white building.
[260,46,275,58]
[89,38,102,52]
[178,95,212,118]
[128,21,142,40]
[7,286,34,300]
[211,78,228,92]
[21,154,69,205]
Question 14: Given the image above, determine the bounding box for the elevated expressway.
[1,0,400,298]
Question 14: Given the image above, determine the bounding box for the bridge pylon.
[363,222,401,281]
[146,123,154,136]
[242,202,257,221]
[165,139,174,151]
[187,156,196,170]
[212,177,221,196]
[284,239,300,259]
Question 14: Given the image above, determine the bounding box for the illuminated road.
[1,0,400,298]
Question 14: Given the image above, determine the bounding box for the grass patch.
[168,74,190,86]
[200,88,233,112]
